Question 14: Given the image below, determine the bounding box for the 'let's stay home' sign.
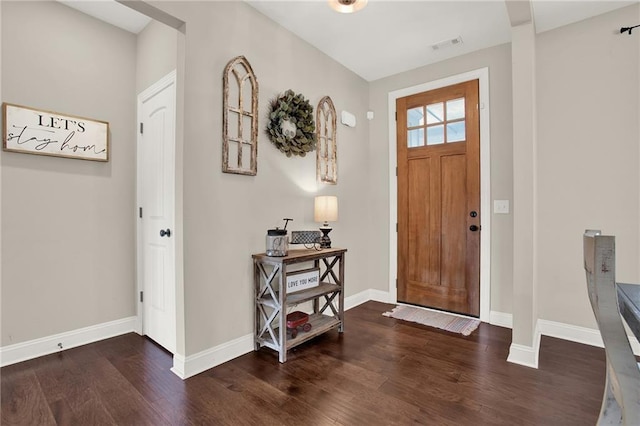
[3,103,109,162]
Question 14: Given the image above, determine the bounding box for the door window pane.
[405,94,469,147]
[446,98,465,121]
[407,107,424,127]
[447,121,465,142]
[426,103,444,125]
[408,129,424,147]
[427,125,444,145]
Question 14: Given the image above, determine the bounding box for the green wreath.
[266,90,316,157]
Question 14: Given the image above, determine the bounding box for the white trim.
[539,318,640,356]
[490,310,513,328]
[507,336,540,369]
[507,320,540,368]
[0,317,137,367]
[388,67,491,322]
[171,333,254,379]
[344,289,392,309]
[538,319,604,349]
[369,289,392,304]
[344,289,371,310]
[138,70,177,105]
[136,70,178,343]
[487,312,640,357]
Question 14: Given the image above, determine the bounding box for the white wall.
[1,0,137,346]
[536,4,640,328]
[136,20,178,93]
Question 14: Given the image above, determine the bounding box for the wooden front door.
[397,79,480,317]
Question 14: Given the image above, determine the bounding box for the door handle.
[160,229,171,237]
[469,225,479,232]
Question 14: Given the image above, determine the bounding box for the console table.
[617,283,640,341]
[252,248,346,362]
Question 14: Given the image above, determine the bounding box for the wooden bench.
[584,230,640,424]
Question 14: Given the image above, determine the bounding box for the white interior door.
[137,71,176,354]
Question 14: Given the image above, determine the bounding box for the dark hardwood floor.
[2,301,605,425]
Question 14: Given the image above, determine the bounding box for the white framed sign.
[2,103,109,162]
[286,268,320,294]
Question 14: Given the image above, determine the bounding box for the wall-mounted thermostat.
[341,111,356,128]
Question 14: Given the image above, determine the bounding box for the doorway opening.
[388,68,491,322]
[396,79,480,317]
[123,3,186,372]
[137,70,177,354]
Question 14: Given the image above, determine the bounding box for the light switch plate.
[494,200,510,214]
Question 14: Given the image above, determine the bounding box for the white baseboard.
[507,321,541,368]
[344,290,372,310]
[171,333,254,379]
[490,311,640,358]
[489,310,513,328]
[369,289,392,303]
[538,318,603,348]
[0,316,137,367]
[344,289,391,310]
[507,342,539,368]
[538,318,640,356]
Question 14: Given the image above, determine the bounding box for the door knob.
[160,229,171,237]
[469,225,479,232]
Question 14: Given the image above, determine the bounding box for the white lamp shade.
[314,196,338,223]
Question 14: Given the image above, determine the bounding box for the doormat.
[382,305,480,336]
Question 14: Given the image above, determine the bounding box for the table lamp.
[314,196,338,249]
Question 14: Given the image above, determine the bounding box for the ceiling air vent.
[431,36,463,51]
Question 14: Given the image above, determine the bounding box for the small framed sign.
[286,268,320,294]
[2,103,109,162]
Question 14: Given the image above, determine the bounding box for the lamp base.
[319,226,332,249]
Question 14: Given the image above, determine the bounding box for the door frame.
[388,67,491,322]
[136,70,178,340]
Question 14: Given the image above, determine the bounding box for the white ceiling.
[59,0,637,81]
[248,0,637,81]
[58,0,151,33]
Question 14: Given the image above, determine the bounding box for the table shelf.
[256,314,341,351]
[257,282,341,308]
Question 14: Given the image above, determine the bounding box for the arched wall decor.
[223,55,258,175]
[316,96,337,184]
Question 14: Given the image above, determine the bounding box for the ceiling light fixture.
[328,0,368,14]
